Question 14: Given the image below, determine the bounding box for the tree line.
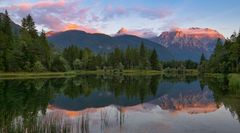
[0,11,162,72]
[0,11,198,72]
[199,31,240,74]
[0,11,51,72]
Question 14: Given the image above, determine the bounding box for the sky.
[0,0,239,38]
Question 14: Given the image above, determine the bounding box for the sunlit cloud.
[116,27,157,38]
[0,0,93,32]
[2,0,65,11]
[63,23,98,33]
[0,0,239,37]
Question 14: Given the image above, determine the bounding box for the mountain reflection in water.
[0,75,239,133]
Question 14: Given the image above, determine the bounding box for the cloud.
[102,5,129,20]
[0,0,173,35]
[116,27,157,38]
[102,5,172,20]
[63,23,98,33]
[2,0,65,11]
[134,7,172,20]
[36,14,64,30]
[0,0,94,32]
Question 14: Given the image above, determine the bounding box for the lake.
[0,75,239,133]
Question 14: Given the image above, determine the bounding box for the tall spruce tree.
[139,41,148,69]
[200,53,206,65]
[150,49,159,70]
[2,10,13,71]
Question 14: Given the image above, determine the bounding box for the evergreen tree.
[1,10,13,71]
[124,46,132,68]
[237,30,240,43]
[39,30,51,69]
[24,14,37,38]
[139,41,148,69]
[200,53,206,65]
[113,48,122,67]
[150,49,159,70]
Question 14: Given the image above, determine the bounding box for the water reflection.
[0,75,239,132]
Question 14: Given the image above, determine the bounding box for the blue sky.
[0,0,239,37]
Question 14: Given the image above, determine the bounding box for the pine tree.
[2,10,13,71]
[139,41,148,69]
[25,14,37,38]
[125,46,132,68]
[150,49,159,70]
[39,30,51,69]
[237,30,240,44]
[113,48,122,67]
[200,53,206,65]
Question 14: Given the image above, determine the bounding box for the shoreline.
[0,69,198,79]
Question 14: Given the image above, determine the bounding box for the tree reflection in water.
[0,74,239,132]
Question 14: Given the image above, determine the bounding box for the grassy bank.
[0,71,78,79]
[203,73,225,79]
[228,74,240,90]
[0,69,199,79]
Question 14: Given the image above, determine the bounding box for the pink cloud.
[0,0,94,32]
[3,0,65,11]
[36,14,64,30]
[63,23,98,33]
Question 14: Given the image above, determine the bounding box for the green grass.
[228,73,240,90]
[122,69,163,75]
[203,73,225,79]
[0,71,77,79]
[0,69,198,79]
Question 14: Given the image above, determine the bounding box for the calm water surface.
[0,75,239,133]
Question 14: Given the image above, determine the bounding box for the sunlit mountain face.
[153,28,224,48]
[151,27,225,61]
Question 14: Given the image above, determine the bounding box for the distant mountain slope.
[151,27,225,61]
[47,30,174,60]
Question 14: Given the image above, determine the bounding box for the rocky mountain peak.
[151,27,225,61]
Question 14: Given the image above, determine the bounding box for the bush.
[73,58,83,70]
[51,55,70,72]
[33,61,46,72]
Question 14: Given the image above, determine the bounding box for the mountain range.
[3,13,225,62]
[151,27,225,61]
[47,30,174,60]
[47,27,224,62]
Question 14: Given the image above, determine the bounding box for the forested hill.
[47,30,174,61]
